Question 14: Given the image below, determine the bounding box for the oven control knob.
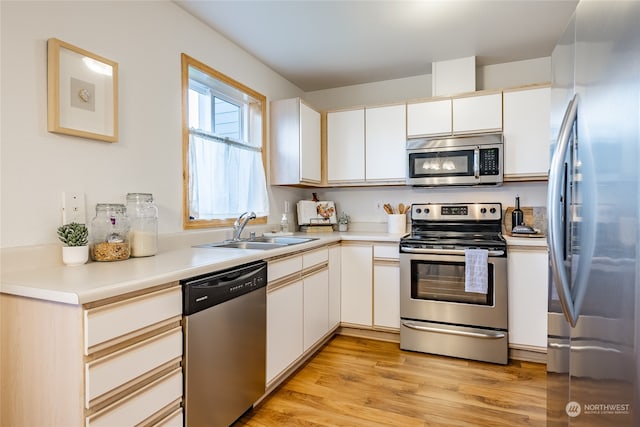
[480,208,487,214]
[425,208,430,214]
[490,207,496,214]
[416,208,422,214]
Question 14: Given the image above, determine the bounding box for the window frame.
[181,53,268,229]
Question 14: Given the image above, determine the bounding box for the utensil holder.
[387,214,406,234]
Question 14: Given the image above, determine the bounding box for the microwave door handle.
[548,94,579,327]
[473,146,480,179]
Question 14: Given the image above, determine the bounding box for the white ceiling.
[175,0,578,92]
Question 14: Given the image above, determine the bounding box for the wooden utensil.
[383,203,394,214]
[398,203,405,215]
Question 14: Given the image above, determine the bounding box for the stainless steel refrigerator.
[547,1,640,425]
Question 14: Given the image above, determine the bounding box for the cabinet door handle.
[473,146,480,179]
[402,320,505,339]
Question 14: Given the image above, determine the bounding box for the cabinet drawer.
[86,368,182,427]
[84,286,181,355]
[153,408,183,427]
[268,256,302,282]
[302,248,328,269]
[373,244,399,260]
[85,327,182,408]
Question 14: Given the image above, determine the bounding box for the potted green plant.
[57,222,89,266]
[338,212,349,232]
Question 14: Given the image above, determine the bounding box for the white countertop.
[1,232,401,305]
[504,234,548,248]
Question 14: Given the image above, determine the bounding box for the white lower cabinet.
[86,368,182,427]
[266,280,304,383]
[0,283,183,427]
[340,243,373,326]
[266,247,332,385]
[303,269,330,350]
[507,247,549,349]
[373,263,400,329]
[328,245,341,329]
[373,244,400,330]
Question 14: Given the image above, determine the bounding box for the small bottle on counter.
[280,213,289,233]
[511,196,524,230]
[126,193,158,257]
[280,200,289,233]
[90,204,131,261]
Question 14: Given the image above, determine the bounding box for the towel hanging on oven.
[464,248,488,294]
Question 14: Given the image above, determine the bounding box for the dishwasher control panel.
[181,260,267,315]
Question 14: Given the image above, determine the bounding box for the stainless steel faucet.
[231,211,256,241]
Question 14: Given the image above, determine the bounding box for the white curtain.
[189,133,269,220]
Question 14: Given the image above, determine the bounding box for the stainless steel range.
[399,202,508,364]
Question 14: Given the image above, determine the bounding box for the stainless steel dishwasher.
[182,260,267,427]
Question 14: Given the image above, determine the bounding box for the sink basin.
[208,241,287,250]
[250,236,317,245]
[196,236,317,250]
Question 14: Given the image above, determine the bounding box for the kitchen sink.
[196,236,317,250]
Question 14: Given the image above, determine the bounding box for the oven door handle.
[473,146,480,179]
[400,247,504,257]
[401,320,506,339]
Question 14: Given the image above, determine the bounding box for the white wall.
[305,57,551,111]
[0,1,304,248]
[0,1,551,249]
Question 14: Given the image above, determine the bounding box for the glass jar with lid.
[126,193,158,257]
[90,204,131,261]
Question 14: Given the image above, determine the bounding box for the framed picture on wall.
[47,38,118,142]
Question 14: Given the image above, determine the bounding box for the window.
[181,54,269,228]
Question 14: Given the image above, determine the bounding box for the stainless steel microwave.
[406,133,503,186]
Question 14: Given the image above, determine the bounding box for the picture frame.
[47,38,118,142]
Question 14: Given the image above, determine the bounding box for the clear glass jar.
[126,193,158,257]
[90,204,131,261]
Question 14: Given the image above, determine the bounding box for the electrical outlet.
[62,192,86,224]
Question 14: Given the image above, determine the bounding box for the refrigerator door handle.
[548,94,579,327]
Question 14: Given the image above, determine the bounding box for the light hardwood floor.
[237,335,547,426]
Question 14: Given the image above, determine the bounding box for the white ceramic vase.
[62,245,89,266]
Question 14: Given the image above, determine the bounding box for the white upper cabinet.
[503,86,551,180]
[327,108,365,183]
[365,104,406,182]
[327,104,406,185]
[407,92,502,138]
[407,98,452,138]
[452,92,503,134]
[270,98,321,186]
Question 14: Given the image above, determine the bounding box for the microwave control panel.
[480,148,500,175]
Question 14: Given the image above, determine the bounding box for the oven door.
[400,249,507,330]
[406,144,502,186]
